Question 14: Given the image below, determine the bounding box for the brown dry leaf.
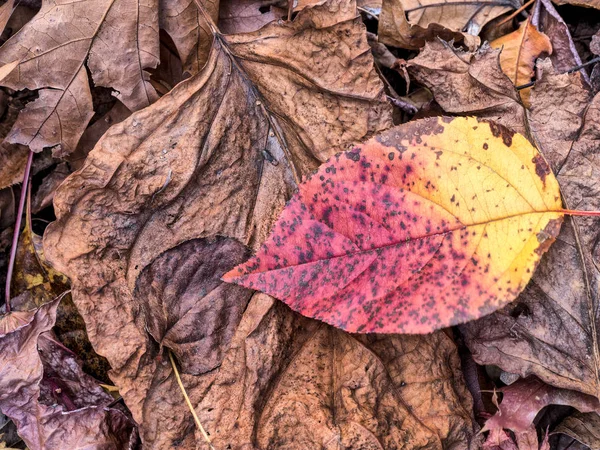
[398,0,517,36]
[31,163,70,214]
[0,297,137,450]
[0,1,15,37]
[197,293,480,449]
[218,0,286,34]
[406,40,527,135]
[490,19,552,106]
[43,0,392,446]
[531,0,589,82]
[0,0,160,156]
[555,411,600,449]
[0,92,32,190]
[461,61,600,399]
[159,0,218,75]
[552,0,600,9]
[378,0,479,50]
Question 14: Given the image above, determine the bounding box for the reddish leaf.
[224,116,563,334]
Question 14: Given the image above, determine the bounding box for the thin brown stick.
[4,150,34,312]
[169,351,215,449]
[498,0,535,26]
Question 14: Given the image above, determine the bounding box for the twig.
[4,150,33,312]
[169,351,215,449]
[498,0,535,26]
[516,55,600,90]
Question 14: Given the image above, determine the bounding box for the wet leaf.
[43,0,392,445]
[490,19,552,106]
[0,0,160,155]
[224,116,563,333]
[406,40,528,135]
[462,67,600,399]
[555,411,600,449]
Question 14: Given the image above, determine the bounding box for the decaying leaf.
[0,298,137,450]
[378,0,479,50]
[406,40,528,136]
[483,377,600,441]
[224,116,563,333]
[218,0,286,34]
[0,0,160,155]
[462,64,600,399]
[490,19,552,106]
[43,0,392,445]
[396,0,517,36]
[554,411,600,449]
[197,293,481,449]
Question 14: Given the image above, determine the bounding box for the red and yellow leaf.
[223,116,563,334]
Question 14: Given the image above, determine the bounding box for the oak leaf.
[43,0,392,446]
[224,116,563,333]
[462,66,600,399]
[0,0,160,155]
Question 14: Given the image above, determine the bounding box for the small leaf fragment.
[224,116,563,334]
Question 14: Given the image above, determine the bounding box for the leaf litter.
[3,0,600,448]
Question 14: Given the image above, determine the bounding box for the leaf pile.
[2,0,600,448]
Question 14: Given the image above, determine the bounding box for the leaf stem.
[168,351,215,449]
[561,209,600,217]
[4,150,34,312]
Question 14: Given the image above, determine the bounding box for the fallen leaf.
[397,0,516,36]
[224,116,563,334]
[198,293,481,449]
[31,163,70,214]
[0,0,160,155]
[406,40,528,136]
[531,0,589,83]
[554,411,600,449]
[0,297,137,450]
[552,0,600,9]
[378,0,479,50]
[461,67,600,399]
[491,19,552,106]
[43,0,392,445]
[218,0,286,33]
[483,377,600,439]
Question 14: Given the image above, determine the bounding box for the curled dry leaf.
[43,0,392,446]
[0,0,160,155]
[197,293,480,449]
[378,0,479,51]
[554,411,600,449]
[462,63,600,399]
[406,40,528,136]
[224,116,563,334]
[490,19,552,106]
[0,298,137,450]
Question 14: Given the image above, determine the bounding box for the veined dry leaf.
[197,293,480,449]
[399,0,517,36]
[44,0,392,446]
[483,378,600,440]
[461,63,600,399]
[224,116,563,334]
[0,0,160,156]
[0,298,137,450]
[406,40,528,136]
[218,0,285,34]
[491,19,552,106]
[555,411,600,449]
[378,0,479,50]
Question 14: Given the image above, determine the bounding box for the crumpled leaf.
[43,0,392,446]
[490,19,552,106]
[396,0,517,36]
[554,411,600,449]
[197,293,481,449]
[0,0,160,155]
[218,0,286,34]
[483,378,600,442]
[224,116,563,333]
[378,0,479,50]
[0,297,137,450]
[461,65,600,399]
[531,0,589,83]
[406,40,528,135]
